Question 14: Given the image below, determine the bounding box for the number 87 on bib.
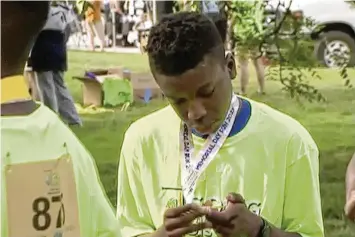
[5,156,81,237]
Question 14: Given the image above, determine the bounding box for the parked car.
[266,0,355,68]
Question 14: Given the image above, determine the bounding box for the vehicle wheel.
[314,30,355,68]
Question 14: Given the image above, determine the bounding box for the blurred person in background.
[345,152,355,221]
[238,50,266,96]
[133,13,152,51]
[120,0,146,46]
[29,1,82,126]
[104,0,113,45]
[233,0,266,96]
[1,2,122,237]
[113,0,127,45]
[85,0,106,51]
[104,0,124,46]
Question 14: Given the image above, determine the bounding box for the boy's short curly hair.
[146,12,225,76]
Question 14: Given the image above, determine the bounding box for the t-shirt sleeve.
[281,132,324,237]
[68,131,122,237]
[116,127,155,237]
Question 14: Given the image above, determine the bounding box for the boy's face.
[153,54,236,135]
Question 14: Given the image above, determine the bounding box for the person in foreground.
[345,152,355,221]
[116,12,324,237]
[1,2,120,237]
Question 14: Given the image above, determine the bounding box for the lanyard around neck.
[180,94,239,203]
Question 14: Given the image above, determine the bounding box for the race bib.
[6,155,80,237]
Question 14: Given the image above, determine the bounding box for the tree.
[179,0,353,102]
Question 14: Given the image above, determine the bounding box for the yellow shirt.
[117,101,324,237]
[1,75,122,237]
[86,1,102,23]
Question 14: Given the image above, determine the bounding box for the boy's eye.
[171,98,187,105]
[199,87,215,98]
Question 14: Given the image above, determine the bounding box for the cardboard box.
[73,67,124,106]
[73,76,102,106]
[130,72,163,101]
[74,67,163,106]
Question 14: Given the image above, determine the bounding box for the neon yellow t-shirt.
[1,104,121,237]
[116,98,324,237]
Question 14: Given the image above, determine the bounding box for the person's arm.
[346,153,355,200]
[345,153,355,219]
[64,24,72,43]
[279,132,324,237]
[111,1,123,14]
[116,126,156,237]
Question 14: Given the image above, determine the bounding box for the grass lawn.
[66,50,355,237]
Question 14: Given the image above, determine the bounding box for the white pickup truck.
[266,0,355,68]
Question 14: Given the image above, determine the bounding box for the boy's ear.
[225,51,236,80]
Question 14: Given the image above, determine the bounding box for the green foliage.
[226,0,326,101]
[228,1,265,57]
[182,0,353,102]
